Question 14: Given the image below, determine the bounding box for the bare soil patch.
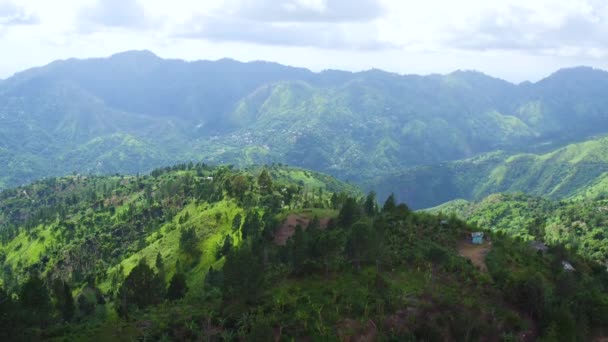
[458,239,492,272]
[274,213,330,245]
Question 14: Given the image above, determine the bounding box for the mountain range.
[3,50,608,209]
[4,51,608,340]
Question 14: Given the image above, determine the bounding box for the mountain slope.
[373,135,608,209]
[430,193,608,263]
[2,51,608,194]
[1,165,607,340]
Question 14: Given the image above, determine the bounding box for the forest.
[1,164,607,340]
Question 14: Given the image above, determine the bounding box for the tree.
[338,197,361,228]
[52,279,75,321]
[156,252,164,271]
[19,275,51,325]
[257,169,273,194]
[0,286,22,340]
[166,273,188,301]
[230,175,249,201]
[232,213,243,233]
[77,293,95,316]
[382,193,397,213]
[179,226,200,260]
[223,242,264,303]
[156,252,165,280]
[241,211,261,240]
[346,222,376,271]
[204,267,224,290]
[116,259,165,319]
[331,193,339,210]
[217,234,233,258]
[364,191,377,217]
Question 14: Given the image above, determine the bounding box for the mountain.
[1,164,607,340]
[3,51,608,195]
[373,135,608,209]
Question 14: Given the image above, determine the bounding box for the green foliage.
[3,53,608,216]
[77,293,95,316]
[179,226,200,261]
[51,279,75,322]
[1,162,607,340]
[382,193,397,213]
[257,169,273,194]
[166,273,188,301]
[434,193,608,262]
[116,259,164,318]
[377,136,608,209]
[19,275,51,325]
[222,240,265,303]
[364,191,377,216]
[338,198,361,227]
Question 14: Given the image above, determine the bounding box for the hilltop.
[0,164,607,340]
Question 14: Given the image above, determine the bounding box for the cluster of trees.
[0,275,94,340]
[0,164,332,294]
[2,164,608,340]
[487,239,608,340]
[447,193,608,262]
[116,258,189,319]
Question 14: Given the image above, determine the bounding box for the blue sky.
[1,0,607,82]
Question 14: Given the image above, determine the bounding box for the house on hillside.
[471,232,484,244]
[562,261,575,272]
[530,241,548,253]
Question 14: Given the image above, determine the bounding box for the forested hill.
[429,193,608,263]
[1,164,608,340]
[373,135,608,209]
[3,51,608,193]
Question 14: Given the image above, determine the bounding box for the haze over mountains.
[4,50,608,341]
[2,50,608,207]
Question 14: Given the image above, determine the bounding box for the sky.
[0,0,607,82]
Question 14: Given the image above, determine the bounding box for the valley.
[3,52,608,205]
[2,52,608,340]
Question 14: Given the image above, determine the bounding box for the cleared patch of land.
[274,212,331,245]
[458,239,492,272]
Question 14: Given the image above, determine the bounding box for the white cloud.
[1,0,608,82]
[0,0,38,25]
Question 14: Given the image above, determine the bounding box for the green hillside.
[1,165,608,340]
[3,52,608,200]
[374,135,608,209]
[429,193,608,262]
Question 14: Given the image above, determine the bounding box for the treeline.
[0,164,339,293]
[1,165,608,340]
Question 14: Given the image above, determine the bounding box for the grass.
[2,224,53,270]
[99,199,243,292]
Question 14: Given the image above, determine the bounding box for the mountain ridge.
[3,50,608,201]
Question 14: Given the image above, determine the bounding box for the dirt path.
[458,240,492,272]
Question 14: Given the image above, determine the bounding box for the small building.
[562,261,575,272]
[530,241,549,253]
[471,232,484,245]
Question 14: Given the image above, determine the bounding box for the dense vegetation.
[430,193,608,263]
[1,164,607,340]
[374,135,608,209]
[3,51,608,203]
